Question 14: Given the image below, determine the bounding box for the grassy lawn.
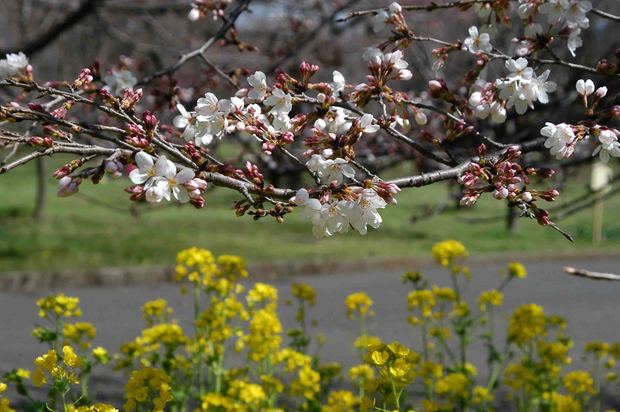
[1,155,619,272]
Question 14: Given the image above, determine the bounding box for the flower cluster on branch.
[0,0,619,239]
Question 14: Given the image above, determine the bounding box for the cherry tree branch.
[137,0,252,85]
[337,0,498,22]
[0,0,103,56]
[591,8,620,24]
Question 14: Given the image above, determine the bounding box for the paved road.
[2,256,620,405]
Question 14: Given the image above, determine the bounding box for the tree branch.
[0,0,103,56]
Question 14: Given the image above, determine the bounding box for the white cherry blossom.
[0,52,28,79]
[158,167,195,202]
[576,79,595,96]
[331,71,346,94]
[345,189,387,235]
[464,26,493,54]
[196,92,220,116]
[103,69,137,95]
[306,154,356,185]
[592,129,620,163]
[264,88,292,114]
[496,59,556,115]
[359,114,380,133]
[129,152,159,187]
[541,122,575,159]
[247,71,267,100]
[292,188,322,220]
[313,200,350,238]
[173,104,203,141]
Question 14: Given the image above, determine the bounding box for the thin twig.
[337,0,496,22]
[564,267,620,281]
[591,8,620,24]
[137,0,252,85]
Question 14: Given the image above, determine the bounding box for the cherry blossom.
[576,79,595,96]
[264,88,292,114]
[463,26,493,54]
[331,71,345,94]
[541,122,575,159]
[496,58,556,115]
[592,129,620,163]
[173,104,202,141]
[102,70,137,95]
[306,153,356,185]
[345,189,387,235]
[129,152,160,187]
[247,71,267,100]
[0,52,29,79]
[313,200,350,238]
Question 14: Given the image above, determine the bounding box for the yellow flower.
[34,349,58,372]
[63,322,96,349]
[407,290,436,318]
[247,283,278,306]
[507,261,527,278]
[477,289,503,312]
[175,247,217,284]
[0,382,6,393]
[472,386,493,404]
[435,372,470,398]
[124,367,171,412]
[16,369,30,380]
[585,341,610,358]
[551,393,581,412]
[564,370,595,395]
[274,348,311,372]
[92,346,109,363]
[68,404,119,412]
[354,335,381,350]
[508,303,547,345]
[291,366,321,399]
[432,286,457,302]
[504,363,536,392]
[0,397,15,412]
[432,240,468,267]
[141,299,173,325]
[200,393,233,410]
[370,350,390,365]
[349,364,374,382]
[63,345,82,368]
[419,361,443,381]
[227,380,267,405]
[217,254,249,280]
[36,294,82,319]
[322,390,358,412]
[292,283,316,306]
[345,292,374,319]
[32,367,46,387]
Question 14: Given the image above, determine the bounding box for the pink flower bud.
[281,132,295,144]
[190,196,205,209]
[428,79,445,98]
[595,86,608,99]
[125,185,145,201]
[142,111,158,129]
[57,176,80,197]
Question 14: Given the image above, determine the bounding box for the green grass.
[1,155,619,272]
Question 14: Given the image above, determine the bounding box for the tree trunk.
[33,157,46,221]
[507,205,519,234]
